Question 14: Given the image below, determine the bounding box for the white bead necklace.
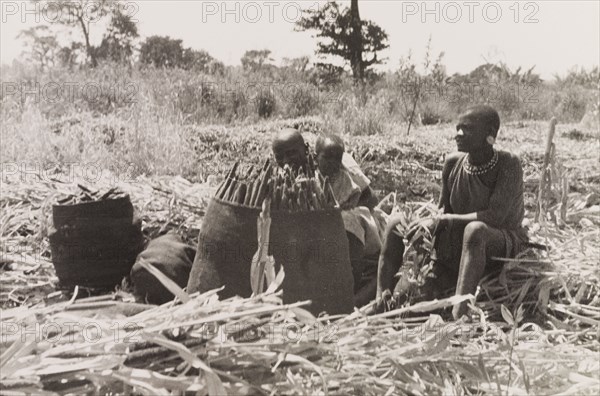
[463,149,498,175]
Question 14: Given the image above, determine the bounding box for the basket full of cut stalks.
[187,159,355,315]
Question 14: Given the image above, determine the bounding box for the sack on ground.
[187,198,355,315]
[131,233,196,304]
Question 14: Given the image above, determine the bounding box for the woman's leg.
[353,254,379,307]
[376,219,405,299]
[453,221,506,318]
[347,232,366,293]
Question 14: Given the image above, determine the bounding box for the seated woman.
[376,105,528,319]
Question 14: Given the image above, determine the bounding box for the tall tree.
[139,36,221,73]
[349,0,363,81]
[282,56,310,73]
[241,49,273,72]
[56,42,85,69]
[296,0,388,83]
[182,48,223,74]
[17,26,60,70]
[35,0,114,67]
[139,36,185,68]
[95,8,139,63]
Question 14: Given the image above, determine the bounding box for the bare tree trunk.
[78,16,97,67]
[349,0,363,83]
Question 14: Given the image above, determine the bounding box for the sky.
[1,0,599,78]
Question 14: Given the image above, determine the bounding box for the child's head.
[272,128,308,170]
[315,134,345,178]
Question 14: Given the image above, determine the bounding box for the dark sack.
[270,209,355,315]
[130,233,196,305]
[49,196,144,289]
[187,199,259,300]
[187,198,354,315]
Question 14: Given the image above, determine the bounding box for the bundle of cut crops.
[215,158,338,212]
[55,185,127,205]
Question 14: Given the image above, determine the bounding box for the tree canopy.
[296,0,389,82]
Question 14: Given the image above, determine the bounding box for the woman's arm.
[357,186,379,210]
[438,153,461,212]
[476,154,524,228]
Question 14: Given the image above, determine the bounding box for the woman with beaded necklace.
[376,105,528,319]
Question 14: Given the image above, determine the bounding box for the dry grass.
[1,75,599,392]
[2,111,598,201]
[1,161,598,394]
[2,53,599,396]
[3,287,598,395]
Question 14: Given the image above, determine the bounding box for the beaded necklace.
[463,149,498,175]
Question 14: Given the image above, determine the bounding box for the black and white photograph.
[1,0,599,394]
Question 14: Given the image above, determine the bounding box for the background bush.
[1,60,597,133]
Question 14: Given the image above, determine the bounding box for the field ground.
[1,115,599,394]
[3,110,599,195]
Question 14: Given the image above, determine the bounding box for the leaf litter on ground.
[0,168,598,395]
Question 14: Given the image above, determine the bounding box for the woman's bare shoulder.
[497,150,523,167]
[443,152,466,168]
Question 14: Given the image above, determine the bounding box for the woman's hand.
[340,201,355,210]
[452,301,469,320]
[436,214,451,232]
[406,215,449,242]
[373,289,394,313]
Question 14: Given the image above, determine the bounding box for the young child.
[315,134,384,306]
[315,135,379,211]
[272,128,309,172]
[315,135,361,209]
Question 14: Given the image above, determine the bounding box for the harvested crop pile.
[1,288,598,395]
[1,171,599,395]
[214,159,337,211]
